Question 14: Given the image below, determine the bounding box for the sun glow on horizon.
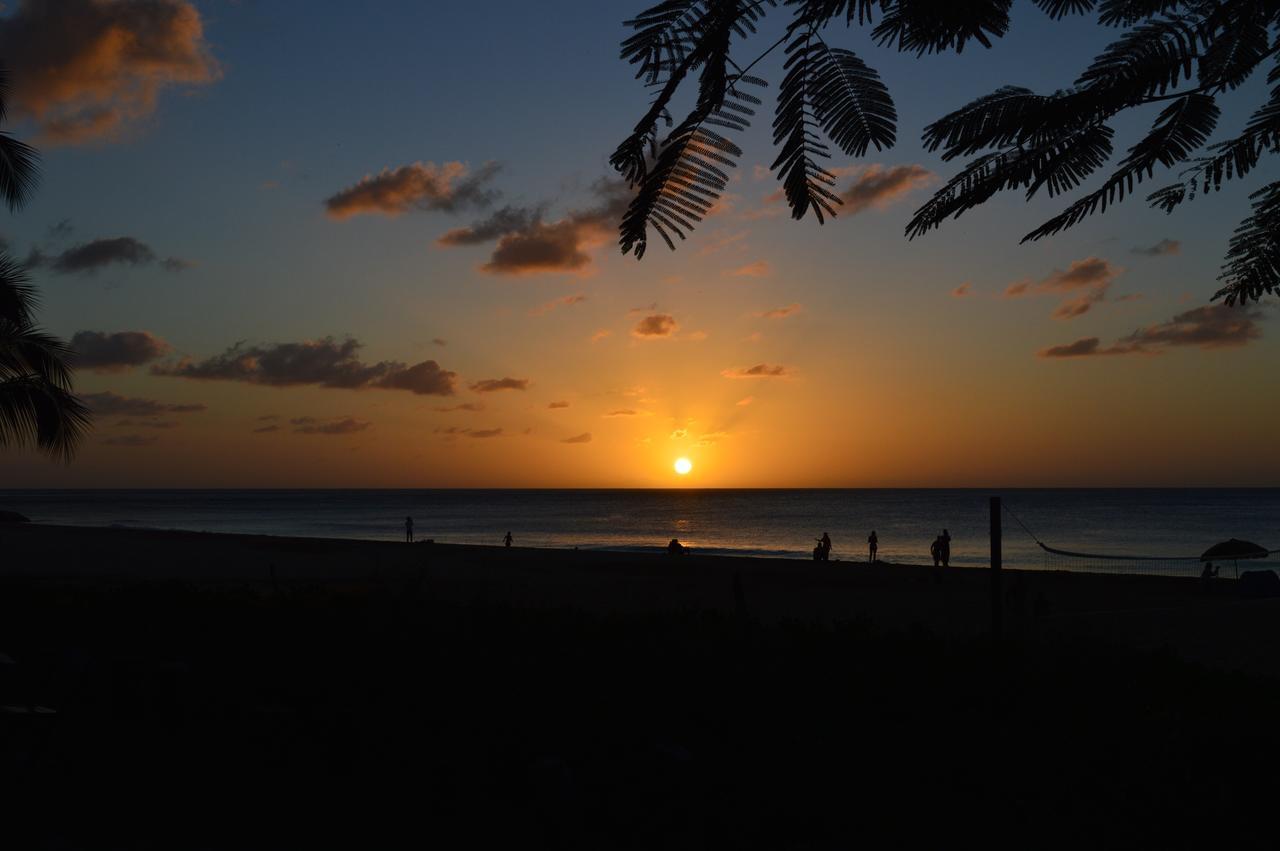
[674,457,693,476]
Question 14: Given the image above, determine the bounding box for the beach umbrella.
[1200,539,1270,579]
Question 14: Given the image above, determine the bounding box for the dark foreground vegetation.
[2,578,1278,849]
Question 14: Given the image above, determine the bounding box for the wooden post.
[990,496,1003,643]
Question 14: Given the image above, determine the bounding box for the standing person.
[405,516,414,544]
[819,532,832,562]
[868,530,878,563]
[503,531,513,548]
[940,529,952,568]
[930,536,941,568]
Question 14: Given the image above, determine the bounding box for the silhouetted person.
[503,531,513,548]
[668,538,685,557]
[814,532,831,562]
[930,536,942,568]
[940,529,951,568]
[1200,561,1219,592]
[404,516,413,543]
[868,530,878,563]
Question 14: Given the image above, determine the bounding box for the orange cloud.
[561,432,591,444]
[835,164,935,215]
[0,0,220,143]
[1006,257,1122,320]
[721,364,792,379]
[325,162,500,219]
[529,294,588,316]
[590,329,613,343]
[728,260,771,278]
[756,303,801,319]
[951,283,972,298]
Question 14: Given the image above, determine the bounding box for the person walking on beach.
[940,529,952,568]
[868,530,878,563]
[405,516,414,543]
[930,536,942,568]
[503,531,513,548]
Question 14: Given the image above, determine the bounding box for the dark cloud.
[256,415,279,422]
[548,401,569,409]
[436,403,485,413]
[44,237,155,274]
[324,161,501,219]
[470,377,529,393]
[47,218,73,241]
[0,0,219,144]
[1006,257,1121,320]
[291,416,371,435]
[468,428,503,439]
[252,425,280,434]
[153,337,458,396]
[161,256,194,272]
[721,363,792,378]
[434,426,503,439]
[605,409,637,417]
[82,391,205,417]
[1132,239,1181,257]
[437,205,545,246]
[102,434,157,447]
[632,314,678,338]
[114,419,179,429]
[431,338,448,347]
[71,330,171,372]
[836,164,935,215]
[952,283,972,298]
[441,180,632,276]
[1038,306,1264,358]
[561,432,591,444]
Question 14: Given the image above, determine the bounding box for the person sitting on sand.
[668,538,685,557]
[940,529,952,568]
[1200,561,1219,585]
[930,536,942,568]
[868,531,878,563]
[405,516,414,544]
[503,531,513,548]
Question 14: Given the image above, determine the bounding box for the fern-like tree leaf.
[1215,179,1280,304]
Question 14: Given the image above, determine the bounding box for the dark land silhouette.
[3,523,1280,847]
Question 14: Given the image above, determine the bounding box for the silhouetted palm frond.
[0,65,38,211]
[872,0,1013,55]
[1215,179,1280,304]
[0,375,91,464]
[0,252,36,327]
[1033,0,1096,19]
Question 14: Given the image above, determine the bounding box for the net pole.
[991,496,1002,643]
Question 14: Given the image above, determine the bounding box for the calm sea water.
[1,489,1277,571]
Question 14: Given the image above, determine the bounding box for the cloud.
[0,0,219,144]
[36,237,157,274]
[736,396,755,406]
[431,338,448,347]
[590,329,612,343]
[256,415,279,422]
[1006,256,1122,320]
[82,391,205,417]
[728,260,771,278]
[548,401,569,409]
[252,425,280,434]
[102,434,157,447]
[756,303,801,319]
[161,256,194,272]
[835,164,936,215]
[436,403,485,413]
[153,337,458,396]
[670,428,688,439]
[441,180,633,276]
[437,205,544,246]
[952,283,972,298]
[290,416,371,435]
[721,364,792,379]
[1132,238,1181,257]
[468,428,503,439]
[469,377,529,393]
[1037,305,1264,358]
[71,330,171,372]
[529,294,587,317]
[324,161,501,219]
[561,432,591,444]
[632,314,678,338]
[47,218,73,241]
[605,409,638,417]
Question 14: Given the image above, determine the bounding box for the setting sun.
[674,457,693,476]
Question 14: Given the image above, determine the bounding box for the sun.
[674,457,693,476]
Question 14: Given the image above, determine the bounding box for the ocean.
[1,488,1277,572]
